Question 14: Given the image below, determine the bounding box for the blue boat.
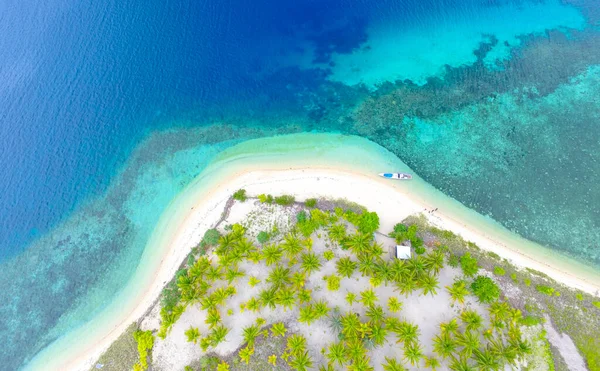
[379,172,412,180]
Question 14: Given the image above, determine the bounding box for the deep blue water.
[1,0,599,368]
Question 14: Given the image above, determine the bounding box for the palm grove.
[137,192,531,371]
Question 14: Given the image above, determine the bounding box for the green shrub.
[257,231,269,244]
[323,251,335,261]
[510,273,518,283]
[391,223,408,237]
[161,269,186,311]
[305,198,317,208]
[576,293,584,301]
[448,254,460,268]
[414,246,426,255]
[296,211,307,223]
[592,301,600,309]
[358,211,380,235]
[493,266,506,276]
[470,276,500,303]
[258,194,274,203]
[233,189,247,202]
[520,315,542,326]
[202,228,221,246]
[460,253,479,277]
[536,285,555,297]
[325,275,341,291]
[524,278,531,287]
[274,195,295,206]
[486,251,501,260]
[133,330,154,370]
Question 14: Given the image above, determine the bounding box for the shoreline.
[27,133,600,371]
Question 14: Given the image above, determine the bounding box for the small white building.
[395,244,412,260]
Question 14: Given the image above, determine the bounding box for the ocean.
[0,0,598,368]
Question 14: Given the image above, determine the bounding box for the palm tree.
[383,298,399,316]
[206,265,223,282]
[261,244,283,266]
[217,234,236,255]
[346,339,367,363]
[245,297,262,312]
[366,305,385,324]
[247,250,262,264]
[267,265,291,288]
[209,324,229,346]
[357,321,373,339]
[242,324,261,345]
[424,356,440,370]
[297,288,312,304]
[205,308,221,329]
[300,252,322,275]
[508,308,523,326]
[390,259,407,281]
[336,257,357,278]
[177,274,194,292]
[346,232,372,255]
[456,330,480,358]
[369,322,387,346]
[440,318,459,335]
[290,351,313,371]
[299,304,318,325]
[385,317,402,332]
[395,322,420,345]
[286,334,307,356]
[374,261,393,285]
[239,345,254,364]
[225,267,245,284]
[473,347,500,371]
[276,287,296,311]
[395,271,417,296]
[449,354,476,371]
[235,237,255,257]
[313,300,330,319]
[358,255,377,277]
[446,280,470,305]
[328,224,347,243]
[368,242,385,257]
[216,360,230,371]
[180,286,202,306]
[488,301,510,323]
[185,326,200,343]
[382,357,406,371]
[406,256,427,276]
[259,287,278,309]
[360,289,378,307]
[281,233,303,259]
[424,249,445,274]
[418,273,440,296]
[460,310,483,332]
[403,341,423,366]
[341,313,361,340]
[345,292,357,306]
[289,271,305,289]
[326,341,346,367]
[432,331,456,359]
[347,355,374,371]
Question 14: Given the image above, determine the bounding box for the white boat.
[379,172,412,180]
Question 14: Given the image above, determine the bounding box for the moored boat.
[379,172,412,180]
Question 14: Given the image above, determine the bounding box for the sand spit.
[27,133,600,371]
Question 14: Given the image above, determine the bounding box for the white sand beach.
[27,133,600,371]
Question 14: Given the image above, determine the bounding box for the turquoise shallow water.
[1,0,600,368]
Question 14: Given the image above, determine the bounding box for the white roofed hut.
[390,240,412,260]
